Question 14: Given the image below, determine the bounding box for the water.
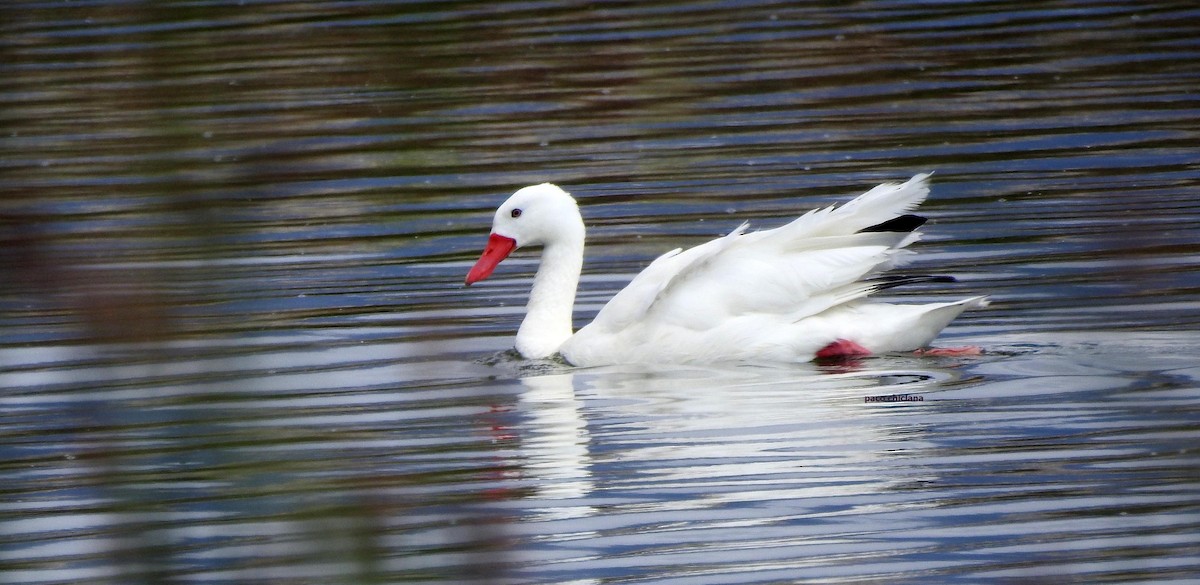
[2,1,1199,583]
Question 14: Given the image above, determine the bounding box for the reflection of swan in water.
[511,360,963,518]
[516,372,596,521]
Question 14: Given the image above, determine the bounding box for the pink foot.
[914,345,983,357]
[816,339,873,359]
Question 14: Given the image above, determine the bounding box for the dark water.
[2,1,1199,583]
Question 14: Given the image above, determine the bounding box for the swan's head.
[465,183,584,285]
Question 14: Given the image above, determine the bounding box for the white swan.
[466,174,987,366]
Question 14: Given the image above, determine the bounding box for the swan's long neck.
[515,238,583,359]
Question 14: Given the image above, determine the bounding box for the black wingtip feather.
[860,214,927,233]
[869,274,957,292]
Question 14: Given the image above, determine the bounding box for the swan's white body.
[466,174,987,366]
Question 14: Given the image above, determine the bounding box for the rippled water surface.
[2,1,1199,583]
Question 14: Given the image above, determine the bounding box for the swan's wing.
[586,222,748,333]
[768,172,931,240]
[589,174,934,333]
[644,231,916,330]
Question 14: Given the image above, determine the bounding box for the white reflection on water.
[518,373,596,513]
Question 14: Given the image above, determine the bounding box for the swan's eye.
[510,208,522,218]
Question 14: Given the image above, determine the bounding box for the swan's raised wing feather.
[586,174,933,334]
